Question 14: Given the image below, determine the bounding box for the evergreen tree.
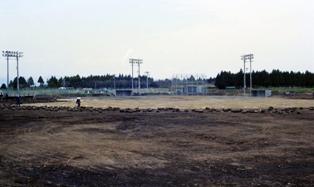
[9,77,28,89]
[38,76,44,87]
[47,76,60,88]
[27,77,35,87]
[215,70,314,89]
[0,84,6,89]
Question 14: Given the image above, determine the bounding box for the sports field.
[26,95,314,109]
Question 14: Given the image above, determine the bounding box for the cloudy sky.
[0,0,313,82]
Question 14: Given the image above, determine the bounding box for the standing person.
[76,97,81,108]
[16,96,21,106]
[5,93,8,102]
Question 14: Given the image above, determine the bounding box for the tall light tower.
[129,58,143,94]
[4,54,9,87]
[2,51,23,96]
[145,71,149,89]
[241,54,254,96]
[136,59,143,93]
[113,75,116,90]
[249,55,253,95]
[241,55,247,95]
[129,59,136,91]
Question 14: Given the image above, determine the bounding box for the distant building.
[225,86,236,89]
[251,89,272,97]
[115,89,133,96]
[171,79,215,95]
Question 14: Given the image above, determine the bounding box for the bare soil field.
[25,95,314,109]
[1,105,314,186]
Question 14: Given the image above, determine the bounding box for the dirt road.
[1,106,314,186]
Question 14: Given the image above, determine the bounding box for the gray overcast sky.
[0,0,313,82]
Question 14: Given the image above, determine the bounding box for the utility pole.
[145,71,149,89]
[2,51,23,97]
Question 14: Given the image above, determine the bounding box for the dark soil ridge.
[1,104,313,114]
[2,156,314,187]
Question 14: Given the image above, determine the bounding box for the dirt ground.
[1,105,314,186]
[26,95,314,109]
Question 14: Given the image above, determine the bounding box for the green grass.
[265,87,314,94]
[0,88,87,97]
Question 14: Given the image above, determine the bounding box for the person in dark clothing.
[5,93,8,102]
[16,96,21,106]
[76,97,81,108]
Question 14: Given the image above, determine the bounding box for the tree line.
[0,74,165,89]
[56,74,157,89]
[1,70,313,90]
[42,75,209,89]
[0,76,45,89]
[215,70,314,89]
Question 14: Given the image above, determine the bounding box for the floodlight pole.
[6,56,9,88]
[16,51,24,98]
[132,62,134,90]
[129,58,143,95]
[243,57,246,95]
[137,59,143,94]
[2,51,23,98]
[174,75,177,95]
[129,59,135,91]
[113,75,116,90]
[241,54,254,96]
[16,55,20,97]
[138,62,141,91]
[249,57,252,96]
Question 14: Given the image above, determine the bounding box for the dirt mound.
[1,106,314,186]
